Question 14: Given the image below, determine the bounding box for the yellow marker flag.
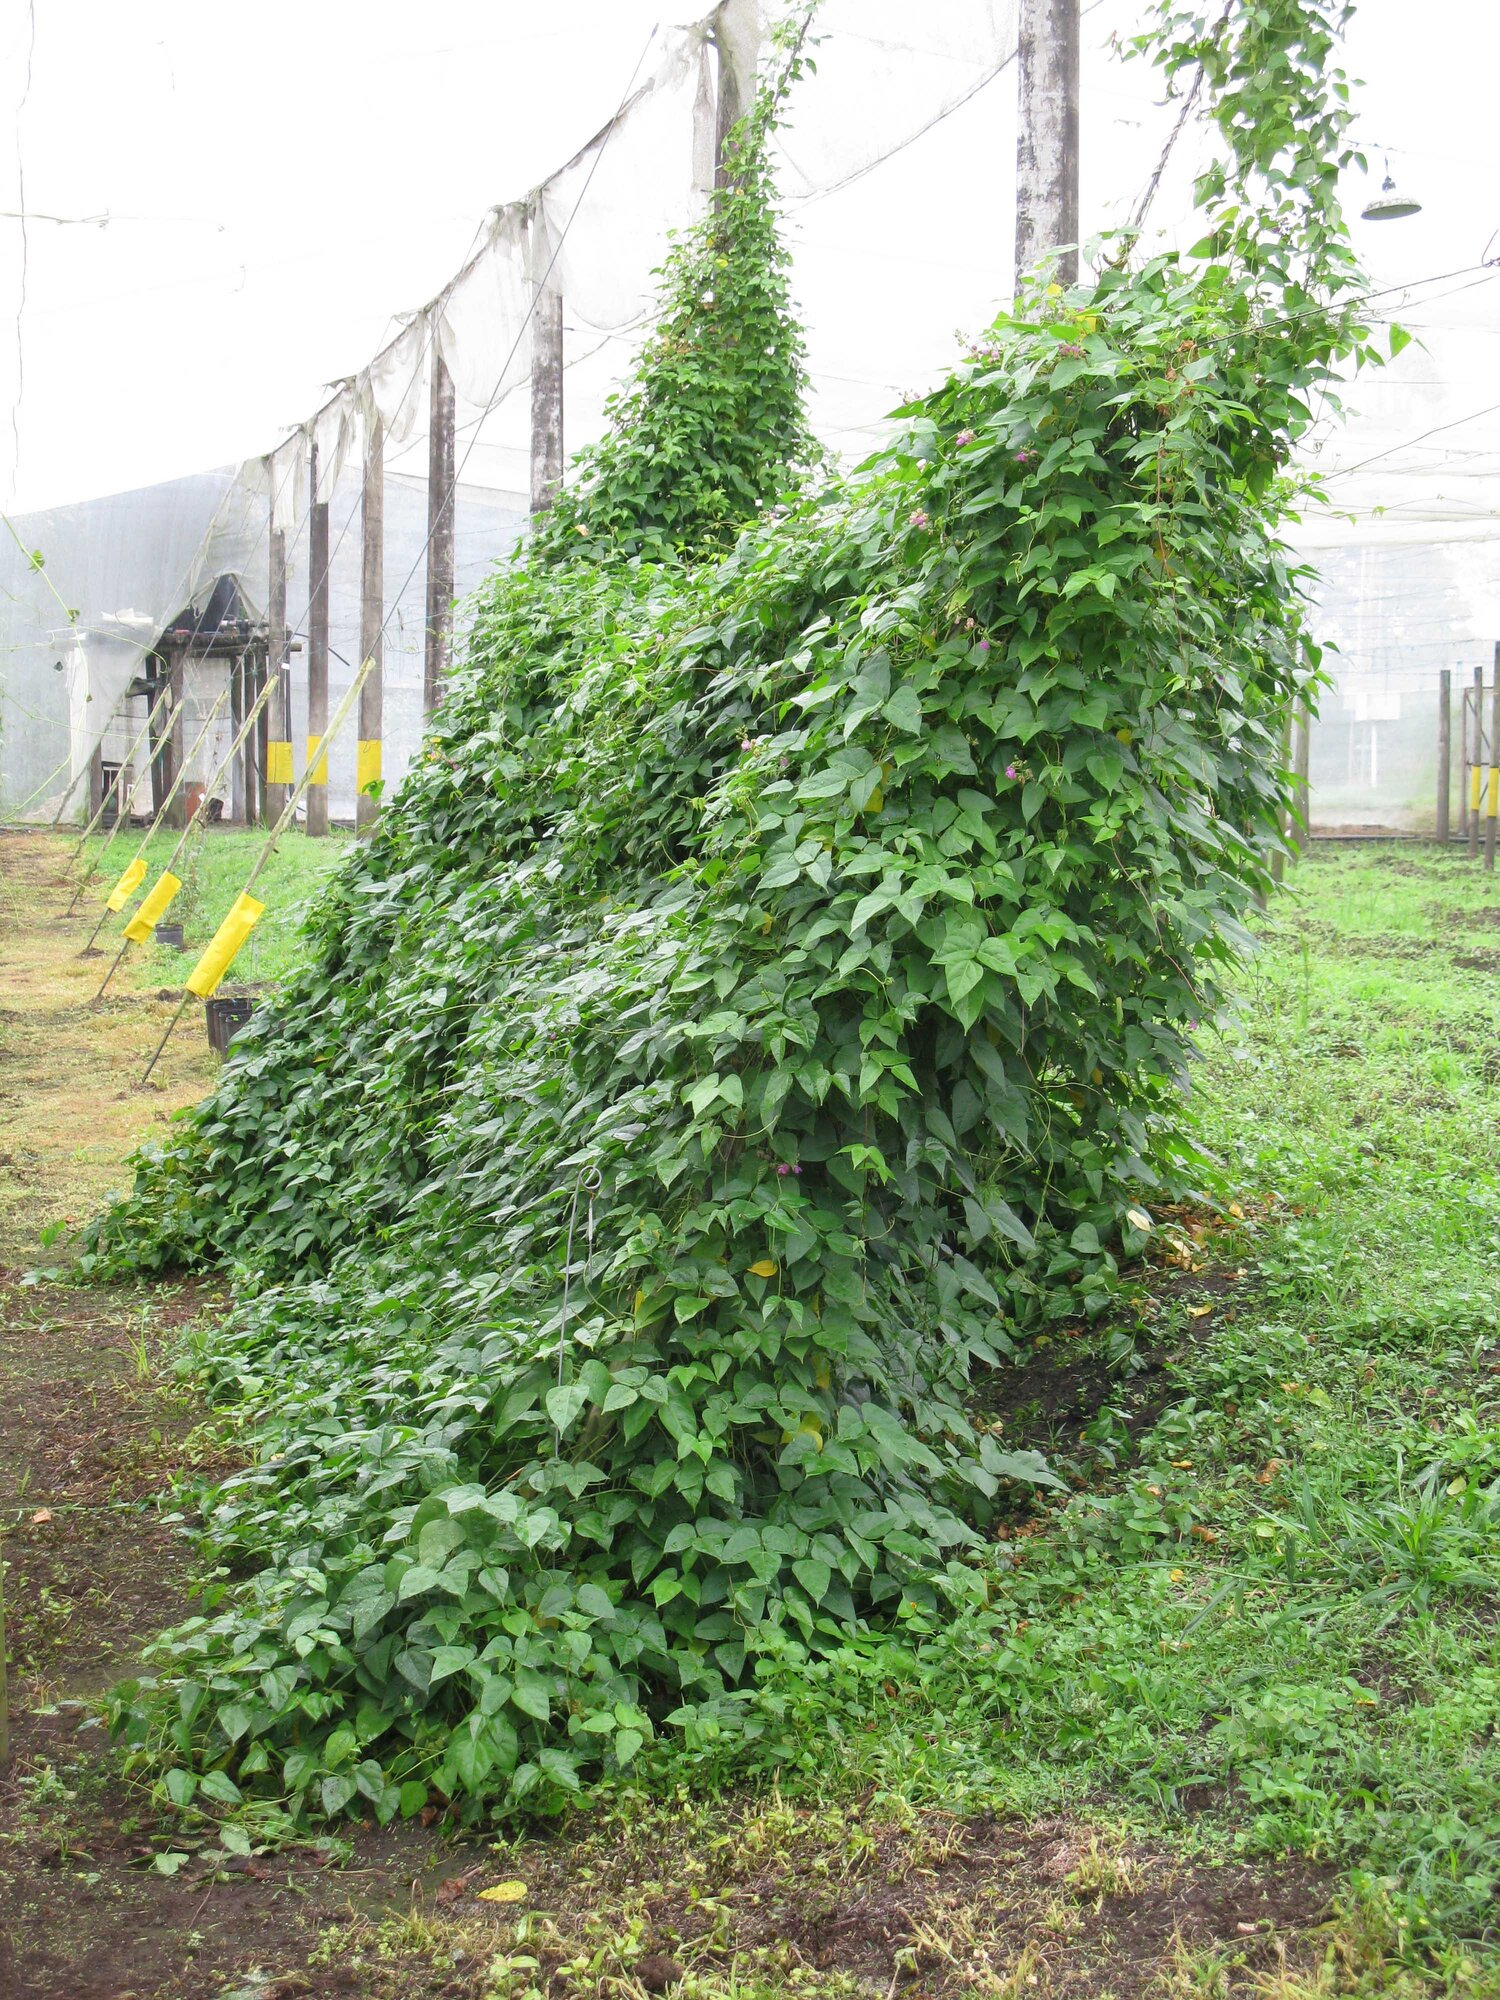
[266,740,294,785]
[122,871,183,945]
[305,735,328,785]
[186,893,265,998]
[105,857,148,912]
[356,738,382,795]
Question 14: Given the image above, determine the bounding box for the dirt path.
[0,831,216,1262]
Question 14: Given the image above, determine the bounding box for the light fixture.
[1362,158,1422,222]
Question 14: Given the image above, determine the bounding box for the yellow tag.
[748,1259,777,1278]
[105,857,148,912]
[266,740,294,785]
[356,738,382,795]
[305,735,328,785]
[1472,766,1483,811]
[186,892,265,999]
[477,1881,528,1904]
[1488,768,1498,819]
[122,871,182,945]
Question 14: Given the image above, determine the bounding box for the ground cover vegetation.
[75,0,1469,1944]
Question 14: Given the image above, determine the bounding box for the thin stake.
[94,667,276,996]
[49,699,126,829]
[1487,643,1500,873]
[62,681,175,880]
[79,683,230,941]
[138,657,376,1087]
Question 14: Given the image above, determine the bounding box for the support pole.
[530,266,564,518]
[306,443,330,838]
[1271,712,1291,887]
[712,0,758,187]
[266,524,291,824]
[424,353,457,712]
[1292,704,1311,856]
[166,647,186,829]
[1436,668,1451,848]
[358,415,385,832]
[1471,665,1484,860]
[229,655,246,825]
[1487,644,1500,873]
[1015,0,1080,291]
[1459,678,1470,843]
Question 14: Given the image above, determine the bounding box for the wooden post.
[1459,677,1470,843]
[712,0,757,187]
[1292,703,1311,856]
[167,645,187,830]
[1486,644,1500,872]
[1436,669,1451,848]
[1470,665,1484,860]
[1271,712,1291,886]
[265,524,291,825]
[307,442,330,838]
[247,648,266,827]
[530,272,564,517]
[1015,0,1080,290]
[424,353,457,714]
[229,655,246,824]
[358,414,385,831]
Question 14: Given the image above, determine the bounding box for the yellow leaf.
[748,1259,777,1278]
[478,1881,528,1903]
[1185,1303,1212,1319]
[1125,1206,1152,1233]
[1115,727,1133,745]
[865,786,884,815]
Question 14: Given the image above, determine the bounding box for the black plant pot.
[154,921,185,950]
[205,995,255,1054]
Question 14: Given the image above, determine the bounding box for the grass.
[688,843,1500,1991]
[66,820,351,993]
[4,840,1500,1997]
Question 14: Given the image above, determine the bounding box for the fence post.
[1459,677,1470,844]
[1437,668,1451,847]
[358,414,385,832]
[424,353,456,714]
[1292,704,1310,856]
[306,441,330,838]
[1487,644,1500,872]
[266,523,290,825]
[167,644,187,830]
[1471,666,1484,859]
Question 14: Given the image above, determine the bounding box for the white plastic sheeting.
[3,0,1496,833]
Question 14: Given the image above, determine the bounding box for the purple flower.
[908,508,930,530]
[776,1163,791,1177]
[955,429,976,447]
[792,1163,803,1176]
[1005,764,1018,780]
[1058,341,1085,359]
[977,638,990,652]
[741,737,753,751]
[1014,448,1037,466]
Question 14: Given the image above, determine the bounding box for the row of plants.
[89,0,1396,1838]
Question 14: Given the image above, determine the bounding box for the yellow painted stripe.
[186,893,265,1000]
[305,734,328,786]
[266,740,294,785]
[356,738,382,795]
[1472,766,1483,811]
[1489,768,1499,819]
[105,857,148,913]
[122,870,182,946]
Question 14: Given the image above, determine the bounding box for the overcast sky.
[1,0,1495,518]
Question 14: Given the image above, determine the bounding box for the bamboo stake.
[139,655,376,1087]
[79,683,229,942]
[67,689,192,921]
[61,682,175,881]
[94,666,276,1002]
[49,698,127,828]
